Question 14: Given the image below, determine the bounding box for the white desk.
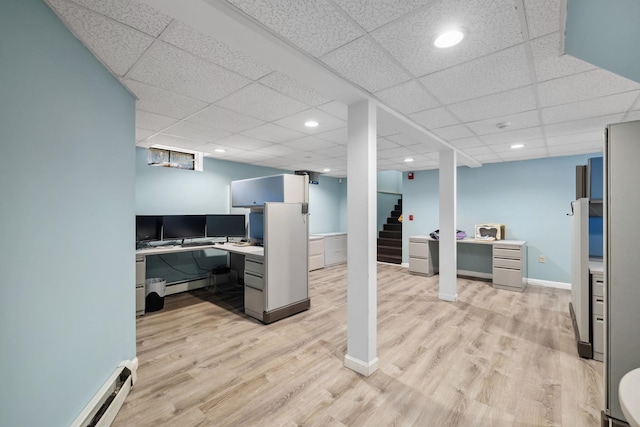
[136,242,263,257]
[409,236,527,292]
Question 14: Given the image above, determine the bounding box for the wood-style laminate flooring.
[113,263,603,426]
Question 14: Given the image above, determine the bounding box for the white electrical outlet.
[539,255,545,263]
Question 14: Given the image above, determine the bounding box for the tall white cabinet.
[603,120,640,425]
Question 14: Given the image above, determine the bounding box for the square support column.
[344,100,378,376]
[439,149,458,302]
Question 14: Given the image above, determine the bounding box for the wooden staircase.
[377,198,402,264]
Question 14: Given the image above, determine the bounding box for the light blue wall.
[377,170,402,193]
[402,154,595,283]
[136,150,347,282]
[0,1,136,425]
[565,0,640,84]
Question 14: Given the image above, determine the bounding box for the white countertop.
[620,368,640,427]
[137,242,264,257]
[311,232,347,237]
[409,236,525,245]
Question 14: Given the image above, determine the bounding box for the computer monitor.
[162,215,206,240]
[136,215,162,242]
[206,214,246,238]
[249,212,264,241]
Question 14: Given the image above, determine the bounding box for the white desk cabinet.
[135,254,145,316]
[492,241,527,292]
[408,236,433,276]
[591,270,604,361]
[244,254,265,320]
[322,233,347,266]
[308,236,324,271]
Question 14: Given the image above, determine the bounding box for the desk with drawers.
[136,242,309,323]
[408,236,527,292]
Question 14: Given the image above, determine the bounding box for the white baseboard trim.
[527,278,571,290]
[119,357,139,386]
[344,354,379,377]
[400,262,409,268]
[438,292,458,302]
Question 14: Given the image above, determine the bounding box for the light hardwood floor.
[114,263,603,426]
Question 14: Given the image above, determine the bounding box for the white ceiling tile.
[531,32,596,82]
[127,42,251,103]
[625,110,640,121]
[313,145,348,158]
[409,144,440,156]
[372,0,523,76]
[48,0,154,76]
[448,86,537,122]
[253,144,301,157]
[136,110,178,131]
[432,124,474,140]
[198,144,248,157]
[448,137,485,149]
[377,119,401,137]
[322,37,412,92]
[124,79,207,119]
[161,21,273,80]
[547,141,603,156]
[375,80,439,114]
[224,150,275,162]
[216,83,308,121]
[546,130,604,146]
[537,69,640,108]
[472,153,502,163]
[214,134,274,151]
[524,0,561,39]
[480,127,543,146]
[259,72,331,106]
[461,145,493,156]
[280,136,338,151]
[241,123,306,143]
[544,114,624,137]
[146,133,206,150]
[136,128,155,141]
[410,107,460,129]
[498,147,548,160]
[187,105,265,133]
[377,146,416,158]
[318,101,349,121]
[136,139,155,148]
[466,110,540,135]
[162,121,231,143]
[226,0,361,57]
[377,137,401,150]
[315,127,348,144]
[385,133,421,147]
[273,109,347,134]
[420,44,531,104]
[541,91,640,124]
[333,0,434,32]
[67,0,172,37]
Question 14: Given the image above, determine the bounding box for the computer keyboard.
[181,241,214,247]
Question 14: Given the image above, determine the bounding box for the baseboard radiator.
[71,359,138,427]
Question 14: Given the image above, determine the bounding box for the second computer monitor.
[206,214,246,239]
[162,215,206,240]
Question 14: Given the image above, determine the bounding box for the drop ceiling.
[46,0,640,177]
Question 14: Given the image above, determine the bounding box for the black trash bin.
[145,278,166,312]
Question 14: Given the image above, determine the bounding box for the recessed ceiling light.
[322,168,331,172]
[214,148,226,153]
[434,29,465,49]
[404,157,414,163]
[510,143,524,149]
[304,120,319,128]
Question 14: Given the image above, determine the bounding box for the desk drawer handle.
[245,271,263,279]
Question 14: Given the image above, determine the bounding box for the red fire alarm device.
[408,172,414,180]
[409,214,414,221]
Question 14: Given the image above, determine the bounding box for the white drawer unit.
[408,236,433,276]
[591,271,604,361]
[244,255,265,321]
[323,233,347,266]
[492,241,527,292]
[308,236,324,271]
[135,254,146,316]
